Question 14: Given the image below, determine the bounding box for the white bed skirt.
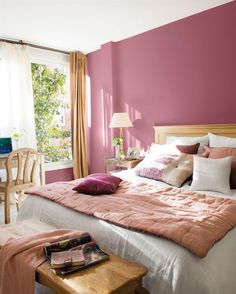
[18,193,236,294]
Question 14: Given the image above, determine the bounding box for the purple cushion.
[73,174,122,195]
[87,173,122,186]
[230,161,236,189]
[176,143,200,154]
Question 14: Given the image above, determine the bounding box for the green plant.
[119,150,125,156]
[112,137,123,146]
[32,63,71,163]
[11,129,23,142]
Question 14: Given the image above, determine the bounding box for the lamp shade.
[109,112,133,128]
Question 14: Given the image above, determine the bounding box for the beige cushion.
[162,156,193,187]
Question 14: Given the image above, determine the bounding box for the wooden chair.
[0,148,39,224]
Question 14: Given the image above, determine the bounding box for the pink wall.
[45,167,74,184]
[86,42,117,174]
[87,1,236,173]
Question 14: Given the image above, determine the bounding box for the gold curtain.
[70,51,88,178]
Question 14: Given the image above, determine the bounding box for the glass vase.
[115,145,120,159]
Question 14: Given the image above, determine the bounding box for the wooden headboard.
[154,124,236,144]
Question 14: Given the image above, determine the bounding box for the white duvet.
[17,170,236,294]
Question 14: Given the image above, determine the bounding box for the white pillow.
[149,143,180,155]
[209,133,236,148]
[165,135,209,153]
[190,156,232,195]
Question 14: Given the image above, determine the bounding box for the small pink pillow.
[176,143,200,154]
[73,174,122,195]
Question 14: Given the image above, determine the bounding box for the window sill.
[44,160,73,172]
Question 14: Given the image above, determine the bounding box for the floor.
[0,202,55,294]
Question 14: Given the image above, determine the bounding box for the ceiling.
[0,0,233,53]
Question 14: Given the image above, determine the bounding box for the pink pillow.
[204,146,236,189]
[176,143,200,154]
[73,174,122,195]
[203,146,236,158]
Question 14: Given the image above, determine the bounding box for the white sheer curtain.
[0,42,36,149]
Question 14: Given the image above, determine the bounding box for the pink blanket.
[0,229,83,294]
[26,180,236,258]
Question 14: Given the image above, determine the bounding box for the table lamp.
[109,112,133,158]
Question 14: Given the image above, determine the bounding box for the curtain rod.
[0,38,70,55]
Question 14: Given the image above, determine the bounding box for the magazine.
[44,233,109,275]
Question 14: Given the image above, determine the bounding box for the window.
[30,48,71,164]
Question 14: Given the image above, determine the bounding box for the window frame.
[29,48,72,171]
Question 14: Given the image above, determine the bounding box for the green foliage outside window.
[31,63,71,163]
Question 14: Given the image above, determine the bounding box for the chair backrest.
[5,148,39,189]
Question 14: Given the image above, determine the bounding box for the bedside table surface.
[104,158,142,163]
[104,158,143,173]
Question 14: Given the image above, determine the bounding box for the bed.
[17,124,236,294]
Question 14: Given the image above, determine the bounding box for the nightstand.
[104,158,143,173]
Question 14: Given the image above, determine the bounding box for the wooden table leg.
[4,189,10,224]
[134,279,149,294]
[105,164,108,174]
[39,155,45,186]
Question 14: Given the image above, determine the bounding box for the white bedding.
[17,169,236,294]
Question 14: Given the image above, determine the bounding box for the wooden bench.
[0,219,148,294]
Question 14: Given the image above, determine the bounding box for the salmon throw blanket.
[26,180,236,258]
[0,229,84,294]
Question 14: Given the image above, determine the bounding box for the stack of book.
[44,233,109,275]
